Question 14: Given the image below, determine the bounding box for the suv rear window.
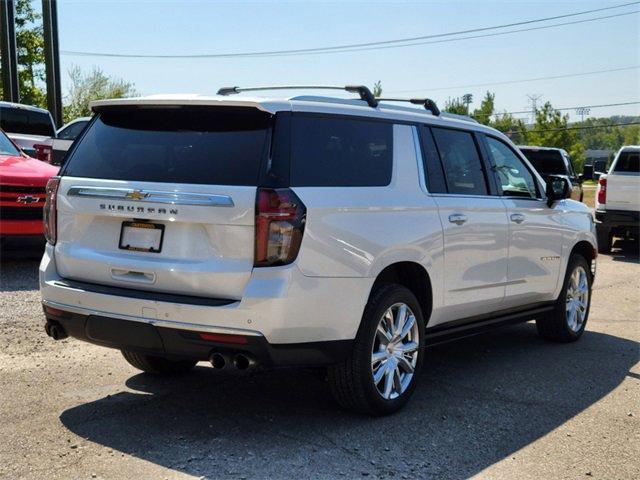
[290,115,393,187]
[614,151,639,173]
[520,149,567,175]
[63,107,271,185]
[0,106,55,136]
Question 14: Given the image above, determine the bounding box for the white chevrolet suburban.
[40,86,597,415]
[594,145,639,253]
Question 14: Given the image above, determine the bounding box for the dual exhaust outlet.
[210,352,256,371]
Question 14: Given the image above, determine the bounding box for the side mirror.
[546,176,572,207]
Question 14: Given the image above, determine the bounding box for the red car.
[0,128,59,237]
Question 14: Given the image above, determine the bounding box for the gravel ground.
[0,238,638,480]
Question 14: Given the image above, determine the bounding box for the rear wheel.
[328,284,425,416]
[536,254,592,342]
[121,350,197,375]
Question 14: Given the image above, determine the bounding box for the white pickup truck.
[595,145,640,253]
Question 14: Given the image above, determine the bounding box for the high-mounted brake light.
[34,144,53,164]
[254,188,306,267]
[43,177,60,245]
[597,177,607,205]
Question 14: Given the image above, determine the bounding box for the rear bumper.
[43,307,352,366]
[595,209,639,235]
[40,243,372,349]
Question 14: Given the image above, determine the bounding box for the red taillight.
[198,332,248,344]
[34,144,53,163]
[254,188,306,267]
[43,177,60,245]
[597,177,607,205]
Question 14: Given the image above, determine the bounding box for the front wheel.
[328,284,425,415]
[536,254,592,342]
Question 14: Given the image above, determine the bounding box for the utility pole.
[462,93,473,116]
[0,0,20,102]
[42,0,62,127]
[526,94,543,124]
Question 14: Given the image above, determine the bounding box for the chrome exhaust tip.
[233,353,256,371]
[210,352,227,369]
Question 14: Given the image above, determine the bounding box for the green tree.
[63,66,138,122]
[0,0,46,106]
[462,93,473,115]
[492,113,529,145]
[372,81,382,98]
[471,91,495,125]
[528,102,584,170]
[443,96,467,115]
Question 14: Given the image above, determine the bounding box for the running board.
[425,303,554,346]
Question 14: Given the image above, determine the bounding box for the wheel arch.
[370,261,433,325]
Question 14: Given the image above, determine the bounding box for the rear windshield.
[0,106,55,136]
[520,149,567,175]
[0,130,20,156]
[613,151,639,173]
[290,115,393,187]
[63,107,271,185]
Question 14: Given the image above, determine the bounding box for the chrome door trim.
[66,186,235,207]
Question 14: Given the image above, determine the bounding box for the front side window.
[487,137,539,198]
[290,115,393,187]
[431,128,488,195]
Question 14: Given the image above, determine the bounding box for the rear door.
[427,127,509,320]
[56,106,276,300]
[482,135,563,304]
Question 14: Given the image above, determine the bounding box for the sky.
[54,0,640,122]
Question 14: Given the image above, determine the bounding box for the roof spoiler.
[217,85,379,108]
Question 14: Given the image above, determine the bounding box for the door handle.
[510,213,525,224]
[448,213,467,225]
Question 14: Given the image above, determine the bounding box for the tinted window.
[419,126,446,193]
[520,149,567,176]
[0,130,21,156]
[63,107,271,185]
[0,107,55,136]
[487,137,538,198]
[431,128,487,195]
[290,115,393,187]
[614,151,639,172]
[58,120,89,140]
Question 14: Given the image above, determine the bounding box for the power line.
[60,2,640,59]
[501,122,640,134]
[387,66,640,94]
[474,100,640,118]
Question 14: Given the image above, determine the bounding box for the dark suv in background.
[519,146,584,202]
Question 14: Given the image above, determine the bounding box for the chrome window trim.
[66,186,235,207]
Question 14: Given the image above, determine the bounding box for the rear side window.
[614,151,639,172]
[0,107,55,136]
[431,128,487,195]
[290,115,393,187]
[63,107,271,185]
[58,120,88,140]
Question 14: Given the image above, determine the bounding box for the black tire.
[121,350,197,375]
[327,284,426,416]
[596,226,612,254]
[536,254,592,342]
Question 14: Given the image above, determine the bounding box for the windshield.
[0,106,55,136]
[0,130,21,156]
[520,149,567,175]
[63,107,271,185]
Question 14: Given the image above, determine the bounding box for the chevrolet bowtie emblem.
[16,195,40,204]
[125,190,148,201]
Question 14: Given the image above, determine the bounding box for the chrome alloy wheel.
[371,303,420,400]
[566,265,589,332]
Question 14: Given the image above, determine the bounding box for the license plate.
[119,222,165,253]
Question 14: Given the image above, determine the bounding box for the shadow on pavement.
[609,238,639,264]
[60,323,638,479]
